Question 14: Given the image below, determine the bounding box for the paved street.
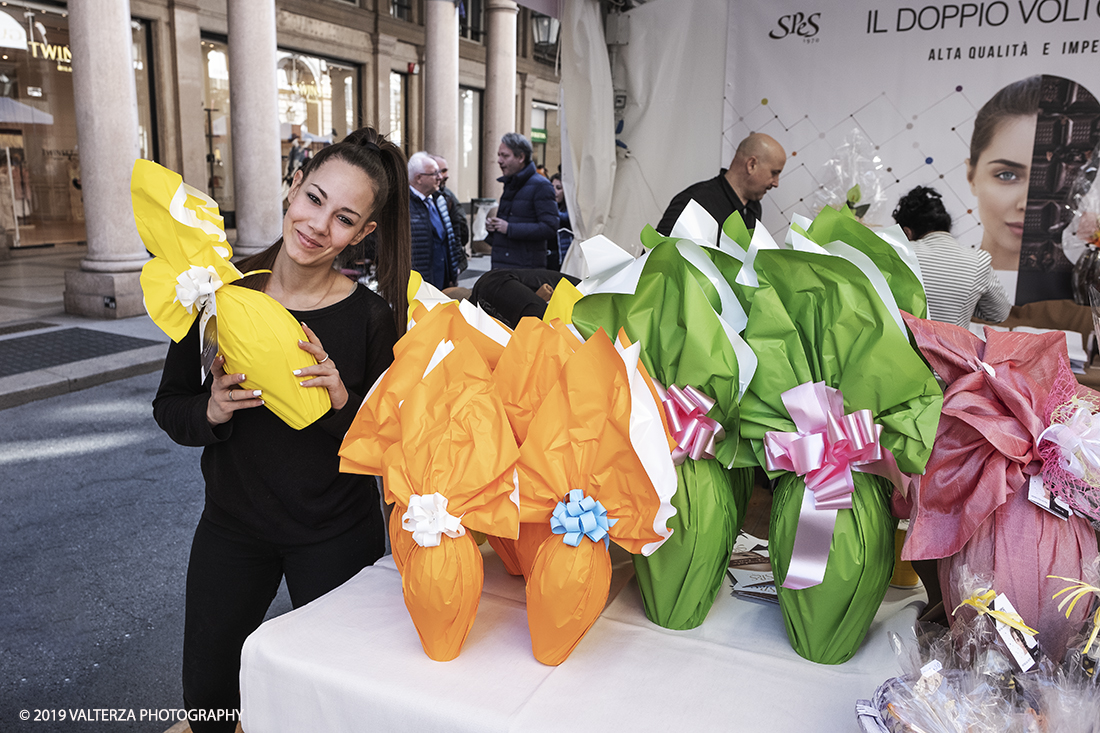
[0,251,492,732]
[0,371,292,732]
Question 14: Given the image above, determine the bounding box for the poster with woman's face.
[961,75,1098,304]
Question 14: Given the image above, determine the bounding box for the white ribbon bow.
[1039,406,1100,482]
[401,493,466,548]
[174,264,223,314]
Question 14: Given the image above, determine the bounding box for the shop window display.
[0,4,154,247]
[203,40,360,224]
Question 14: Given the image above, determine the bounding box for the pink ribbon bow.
[655,382,726,466]
[764,381,905,590]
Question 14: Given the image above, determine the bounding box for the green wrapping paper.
[770,472,896,665]
[571,240,753,629]
[737,250,940,473]
[799,205,927,320]
[736,247,941,664]
[633,461,754,629]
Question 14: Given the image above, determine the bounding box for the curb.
[0,344,167,410]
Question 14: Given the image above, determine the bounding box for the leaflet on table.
[727,531,778,605]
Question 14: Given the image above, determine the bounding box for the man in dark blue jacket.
[486,132,558,270]
[408,151,463,289]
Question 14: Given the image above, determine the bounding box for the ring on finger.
[318,354,329,364]
[229,389,235,401]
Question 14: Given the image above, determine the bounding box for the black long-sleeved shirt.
[153,284,398,545]
[655,169,762,240]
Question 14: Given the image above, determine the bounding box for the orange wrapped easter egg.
[402,531,484,662]
[388,503,414,575]
[526,534,612,666]
[486,535,524,576]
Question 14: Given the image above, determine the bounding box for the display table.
[240,544,924,732]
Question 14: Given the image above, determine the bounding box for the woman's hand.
[294,322,349,411]
[206,354,263,426]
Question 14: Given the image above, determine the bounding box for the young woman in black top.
[153,127,410,732]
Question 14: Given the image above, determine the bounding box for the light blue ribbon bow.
[550,489,618,548]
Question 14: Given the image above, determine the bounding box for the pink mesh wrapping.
[1038,362,1100,524]
[901,313,1099,661]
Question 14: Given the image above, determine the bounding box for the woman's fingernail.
[292,369,301,376]
[299,381,306,387]
[238,374,246,381]
[252,390,262,397]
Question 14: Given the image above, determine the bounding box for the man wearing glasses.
[408,151,463,289]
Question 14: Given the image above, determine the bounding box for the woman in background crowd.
[550,172,573,270]
[893,185,1010,328]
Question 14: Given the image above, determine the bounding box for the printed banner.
[726,1,1100,304]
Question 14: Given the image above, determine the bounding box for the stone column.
[482,0,518,201]
[330,68,350,142]
[64,0,148,318]
[517,72,537,139]
[169,0,208,191]
[424,0,459,167]
[227,0,282,256]
[374,34,398,142]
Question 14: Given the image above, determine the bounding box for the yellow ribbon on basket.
[1049,574,1100,655]
[953,590,1039,637]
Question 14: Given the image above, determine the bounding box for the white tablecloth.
[240,544,924,732]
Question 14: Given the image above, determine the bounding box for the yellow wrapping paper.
[340,300,509,483]
[526,534,613,666]
[132,160,328,430]
[401,532,484,662]
[542,277,584,325]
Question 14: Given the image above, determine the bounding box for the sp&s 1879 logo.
[769,12,821,40]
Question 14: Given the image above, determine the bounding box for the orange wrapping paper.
[382,338,519,539]
[517,331,669,550]
[388,503,413,575]
[486,535,524,576]
[401,532,484,661]
[515,329,676,665]
[514,521,556,579]
[493,317,582,444]
[340,295,521,661]
[340,300,509,483]
[526,534,613,666]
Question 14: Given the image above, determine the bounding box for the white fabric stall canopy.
[558,0,733,275]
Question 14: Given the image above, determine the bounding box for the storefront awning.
[0,97,53,125]
[515,0,559,18]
